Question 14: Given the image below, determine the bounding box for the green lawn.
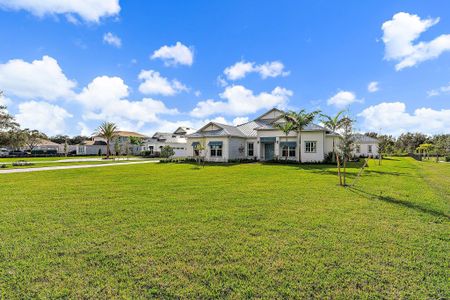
[0,157,448,298]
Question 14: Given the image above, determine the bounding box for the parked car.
[0,148,9,157]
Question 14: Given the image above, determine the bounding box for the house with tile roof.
[186,108,379,162]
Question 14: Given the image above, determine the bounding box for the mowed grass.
[0,158,448,298]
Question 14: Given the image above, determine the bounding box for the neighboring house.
[77,131,148,155]
[142,127,196,157]
[21,138,64,154]
[352,134,379,157]
[186,108,379,163]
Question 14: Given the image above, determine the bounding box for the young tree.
[338,117,354,186]
[94,122,118,159]
[129,136,144,156]
[285,109,320,163]
[114,139,121,157]
[22,129,47,152]
[275,121,295,162]
[161,145,175,158]
[320,110,346,163]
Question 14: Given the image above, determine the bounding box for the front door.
[264,143,274,160]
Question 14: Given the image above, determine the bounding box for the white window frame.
[247,143,254,156]
[210,144,223,157]
[368,145,373,153]
[281,145,296,157]
[304,141,317,153]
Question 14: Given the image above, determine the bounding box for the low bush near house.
[0,164,7,168]
[12,161,34,167]
[445,156,450,162]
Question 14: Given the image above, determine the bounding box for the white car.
[0,148,9,157]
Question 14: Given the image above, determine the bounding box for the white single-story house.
[142,127,196,157]
[186,108,379,162]
[76,131,148,155]
[352,134,379,157]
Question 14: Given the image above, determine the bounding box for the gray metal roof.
[352,133,379,143]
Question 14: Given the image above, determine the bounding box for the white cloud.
[194,90,201,97]
[77,121,92,136]
[368,81,379,93]
[382,12,450,70]
[0,0,120,22]
[358,102,450,135]
[0,95,12,106]
[224,60,289,80]
[0,56,76,101]
[138,70,188,96]
[232,117,249,125]
[427,82,450,97]
[151,42,193,66]
[76,76,178,130]
[327,91,362,108]
[191,85,292,118]
[15,101,73,135]
[103,32,121,48]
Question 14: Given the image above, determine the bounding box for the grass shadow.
[348,187,449,220]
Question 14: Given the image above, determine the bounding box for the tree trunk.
[106,140,110,159]
[298,131,302,164]
[343,157,347,186]
[336,152,342,186]
[332,138,336,163]
[285,134,288,162]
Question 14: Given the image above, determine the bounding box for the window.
[281,144,296,157]
[210,144,222,157]
[149,146,154,154]
[368,145,372,153]
[355,144,360,153]
[305,141,317,153]
[247,143,254,156]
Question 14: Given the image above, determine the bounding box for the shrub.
[445,156,450,162]
[12,160,34,166]
[0,164,7,168]
[141,151,161,158]
[160,146,175,158]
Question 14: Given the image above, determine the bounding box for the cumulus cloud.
[427,82,450,97]
[138,70,188,96]
[0,0,120,22]
[15,101,73,135]
[191,85,292,118]
[151,42,193,66]
[327,91,362,108]
[232,117,249,125]
[382,12,450,70]
[76,76,178,130]
[358,102,450,135]
[0,56,76,101]
[103,32,121,48]
[0,94,12,106]
[368,81,379,93]
[224,60,289,80]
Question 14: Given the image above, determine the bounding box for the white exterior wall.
[229,137,247,160]
[187,137,229,162]
[143,141,187,157]
[353,143,379,157]
[300,131,325,162]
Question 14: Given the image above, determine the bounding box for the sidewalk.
[0,160,158,174]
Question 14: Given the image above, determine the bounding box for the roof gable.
[255,108,285,121]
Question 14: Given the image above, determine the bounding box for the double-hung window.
[368,145,372,153]
[210,142,223,157]
[247,143,254,156]
[281,142,296,157]
[305,141,317,153]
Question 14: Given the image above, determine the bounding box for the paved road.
[0,160,159,174]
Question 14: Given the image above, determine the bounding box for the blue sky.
[0,0,449,136]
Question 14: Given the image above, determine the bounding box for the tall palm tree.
[95,122,118,159]
[320,110,345,163]
[285,109,320,163]
[275,121,295,161]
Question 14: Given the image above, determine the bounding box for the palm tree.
[284,109,320,163]
[94,122,118,159]
[275,121,295,162]
[320,110,345,163]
